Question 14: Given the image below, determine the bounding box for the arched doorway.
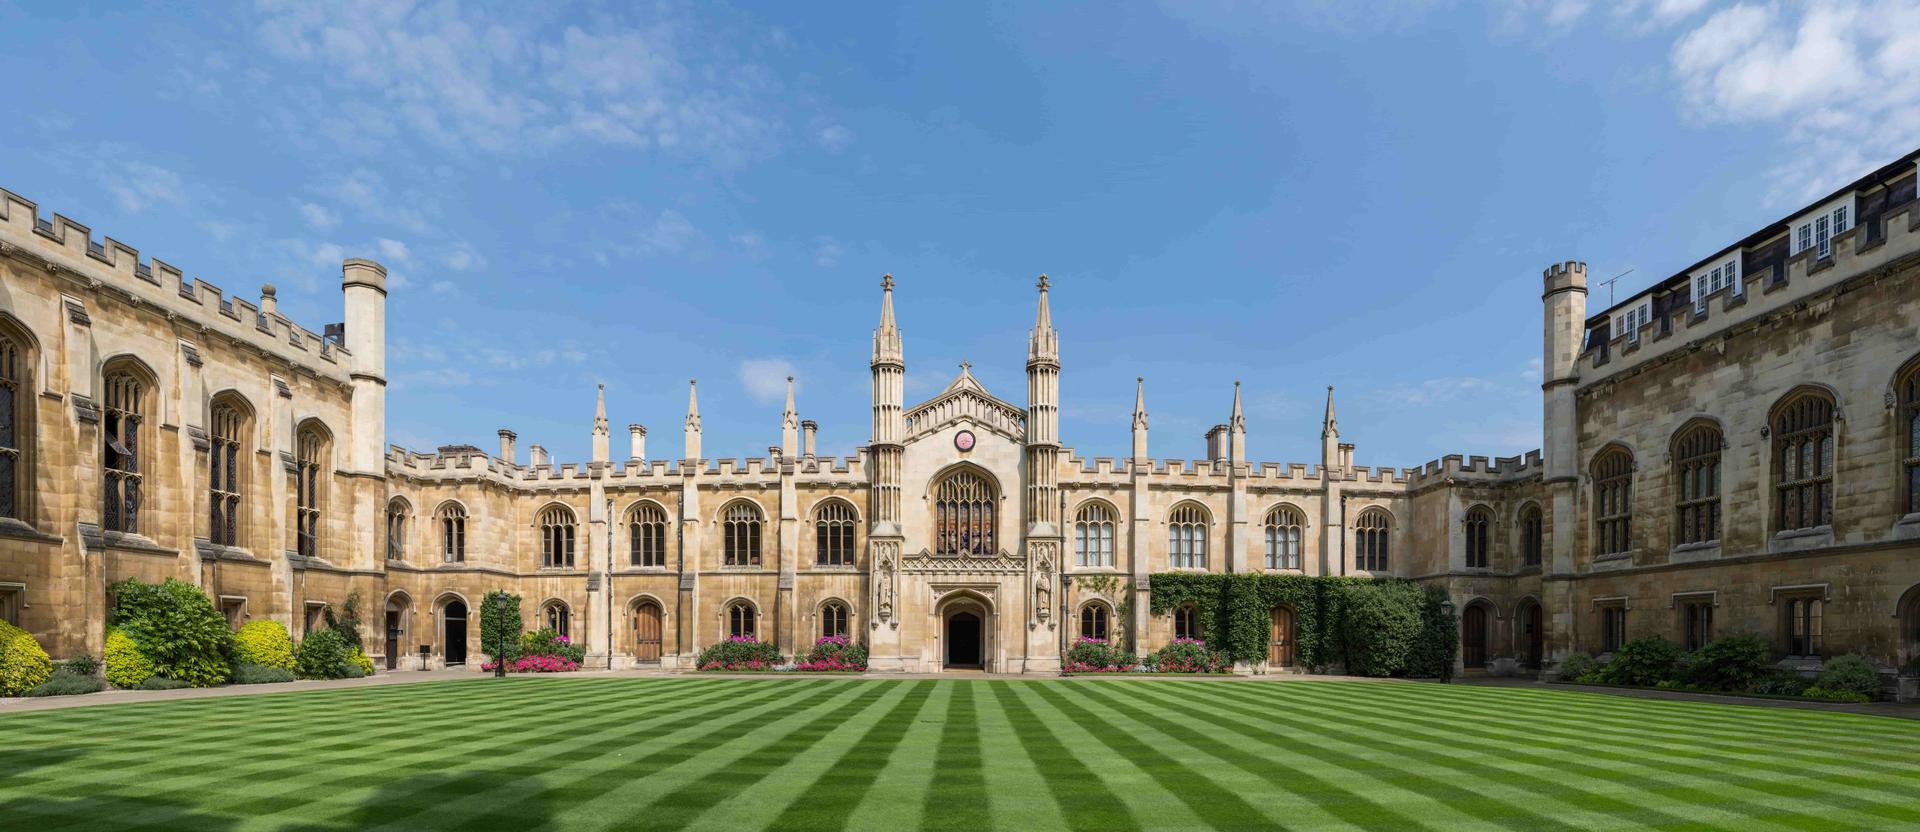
[946,611,983,669]
[384,594,411,671]
[443,599,468,666]
[633,600,663,663]
[1269,605,1296,668]
[1517,599,1544,671]
[1462,603,1490,669]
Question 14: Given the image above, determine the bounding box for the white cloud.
[814,236,845,267]
[814,122,854,153]
[376,238,411,263]
[442,247,485,271]
[729,231,767,259]
[107,161,187,213]
[430,280,456,295]
[202,221,239,242]
[298,201,338,229]
[738,358,797,404]
[637,209,701,257]
[318,169,434,233]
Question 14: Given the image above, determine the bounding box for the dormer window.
[1791,201,1851,259]
[1692,257,1742,314]
[1615,302,1650,343]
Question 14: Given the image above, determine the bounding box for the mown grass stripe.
[987,681,1143,832]
[762,680,937,831]
[920,681,993,832]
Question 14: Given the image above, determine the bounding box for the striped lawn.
[3,678,1919,831]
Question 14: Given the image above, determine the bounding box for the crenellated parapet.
[1403,449,1543,490]
[0,188,354,383]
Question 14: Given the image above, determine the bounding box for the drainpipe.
[675,498,685,664]
[1059,491,1069,665]
[606,497,614,670]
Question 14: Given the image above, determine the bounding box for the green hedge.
[0,620,53,695]
[108,578,232,687]
[1147,573,1455,676]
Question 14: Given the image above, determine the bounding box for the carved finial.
[261,283,277,298]
[881,273,894,290]
[959,361,971,373]
[1037,273,1050,291]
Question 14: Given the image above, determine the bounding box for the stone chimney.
[498,429,517,464]
[628,424,646,461]
[801,420,818,459]
[529,444,549,467]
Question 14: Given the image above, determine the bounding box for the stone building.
[2,147,1918,681]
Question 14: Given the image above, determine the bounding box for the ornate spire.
[685,379,701,432]
[1132,376,1148,430]
[781,375,799,457]
[1322,385,1338,438]
[873,273,902,366]
[1028,273,1057,364]
[1230,380,1244,432]
[594,383,608,433]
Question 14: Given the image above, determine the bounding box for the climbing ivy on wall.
[1147,573,1456,676]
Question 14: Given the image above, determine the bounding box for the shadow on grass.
[0,746,246,832]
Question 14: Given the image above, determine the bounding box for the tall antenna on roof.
[1599,267,1635,307]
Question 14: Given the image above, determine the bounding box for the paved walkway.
[6,667,1918,718]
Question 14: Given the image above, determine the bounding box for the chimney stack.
[801,420,818,459]
[1205,425,1230,464]
[529,444,549,467]
[498,429,517,464]
[628,424,646,461]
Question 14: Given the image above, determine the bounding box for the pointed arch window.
[1079,603,1110,642]
[820,601,849,639]
[539,505,576,568]
[934,469,996,556]
[1773,392,1834,532]
[0,333,24,521]
[102,368,145,534]
[1592,447,1633,558]
[1355,508,1391,572]
[1673,423,1722,545]
[543,600,571,639]
[1074,502,1115,567]
[1520,504,1543,567]
[815,500,856,566]
[1264,505,1304,570]
[1168,503,1209,569]
[209,401,248,547]
[385,499,409,561]
[1173,605,1198,641]
[438,503,466,563]
[728,601,757,639]
[295,426,327,557]
[1904,364,1920,515]
[723,501,763,566]
[629,503,667,568]
[1464,507,1492,568]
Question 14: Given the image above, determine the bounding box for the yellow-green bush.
[104,626,157,688]
[350,647,375,677]
[0,621,53,695]
[233,620,296,671]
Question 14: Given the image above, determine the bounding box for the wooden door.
[1522,603,1543,669]
[1269,606,1295,667]
[634,602,663,663]
[385,611,401,671]
[1463,604,1489,669]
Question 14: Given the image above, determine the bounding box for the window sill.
[807,565,861,573]
[1768,526,1833,554]
[617,566,672,574]
[198,541,264,563]
[0,518,60,544]
[1669,541,1720,563]
[100,531,176,557]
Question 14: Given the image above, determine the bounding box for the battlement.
[1543,260,1587,292]
[0,187,353,381]
[1404,450,1542,487]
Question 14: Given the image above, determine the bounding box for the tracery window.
[385,499,408,561]
[1355,508,1391,572]
[1080,603,1110,642]
[1904,364,1920,515]
[1773,392,1835,532]
[1262,505,1303,570]
[1601,605,1627,653]
[539,505,576,568]
[815,500,856,566]
[728,601,757,639]
[1673,423,1722,545]
[1784,596,1823,658]
[723,501,763,566]
[102,368,145,534]
[934,470,995,556]
[1168,503,1209,569]
[1680,598,1714,651]
[295,425,326,557]
[820,601,849,639]
[629,502,667,568]
[0,334,23,520]
[543,601,571,639]
[1464,507,1492,569]
[1592,447,1633,558]
[438,503,466,563]
[1173,605,1197,641]
[1074,502,1115,568]
[209,401,246,547]
[1520,504,1543,567]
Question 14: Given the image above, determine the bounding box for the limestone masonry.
[3,148,1919,685]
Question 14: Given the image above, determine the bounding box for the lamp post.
[493,592,512,678]
[1439,598,1456,684]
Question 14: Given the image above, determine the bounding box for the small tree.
[322,591,365,650]
[108,578,233,686]
[479,590,523,662]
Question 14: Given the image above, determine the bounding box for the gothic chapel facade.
[4,148,1920,683]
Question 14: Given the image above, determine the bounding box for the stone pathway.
[1458,675,1920,720]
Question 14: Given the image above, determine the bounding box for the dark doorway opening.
[444,600,468,666]
[1521,602,1544,670]
[945,611,982,668]
[1462,603,1489,669]
[385,610,401,670]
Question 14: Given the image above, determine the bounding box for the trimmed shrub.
[1555,652,1598,682]
[796,635,869,672]
[1749,671,1810,697]
[522,628,586,664]
[1799,685,1872,703]
[478,590,523,663]
[1405,585,1459,679]
[695,636,784,671]
[295,628,353,680]
[25,670,103,697]
[137,676,191,690]
[349,647,376,677]
[1063,637,1138,673]
[230,662,296,685]
[1338,582,1424,677]
[1593,637,1683,687]
[61,654,102,678]
[104,625,157,688]
[1142,638,1232,674]
[108,578,232,687]
[0,620,54,696]
[233,620,296,671]
[1814,654,1880,699]
[1683,636,1771,692]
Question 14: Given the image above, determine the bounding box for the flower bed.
[696,636,784,671]
[1062,637,1138,673]
[484,654,580,673]
[1141,638,1232,674]
[794,635,867,672]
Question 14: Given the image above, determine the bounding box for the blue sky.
[3,1,1915,468]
